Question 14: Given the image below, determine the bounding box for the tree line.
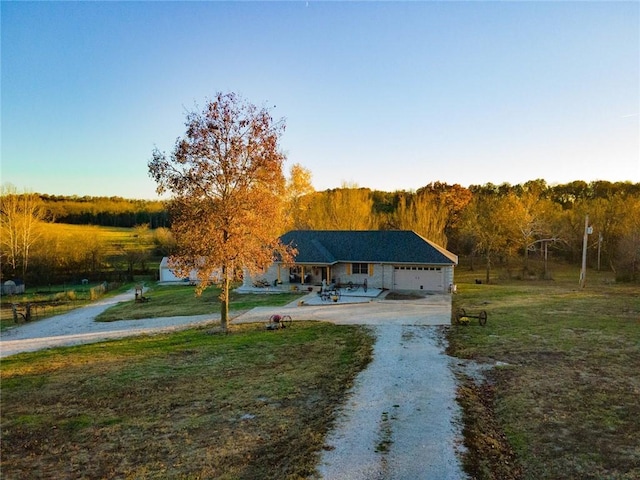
[283,174,640,283]
[38,194,170,228]
[0,185,173,285]
[2,177,639,286]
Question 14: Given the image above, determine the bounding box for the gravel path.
[317,325,466,480]
[0,290,467,479]
[0,290,219,358]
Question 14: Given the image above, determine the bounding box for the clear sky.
[2,1,639,199]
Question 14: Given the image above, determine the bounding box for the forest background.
[1,174,639,288]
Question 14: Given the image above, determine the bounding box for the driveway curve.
[0,290,218,358]
[0,290,467,479]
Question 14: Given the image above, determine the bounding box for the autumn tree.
[0,185,49,281]
[152,227,177,256]
[460,193,520,283]
[115,225,154,281]
[510,183,563,272]
[391,192,448,247]
[148,93,295,330]
[305,184,376,230]
[284,163,315,230]
[614,196,640,281]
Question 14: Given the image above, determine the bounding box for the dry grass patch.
[1,322,373,479]
[448,275,640,480]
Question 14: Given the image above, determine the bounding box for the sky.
[2,1,639,200]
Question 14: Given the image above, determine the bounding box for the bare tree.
[0,184,48,280]
[148,93,295,330]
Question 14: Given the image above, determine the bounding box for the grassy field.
[2,223,160,329]
[3,259,639,479]
[448,265,640,480]
[95,284,307,321]
[43,223,152,257]
[1,322,374,479]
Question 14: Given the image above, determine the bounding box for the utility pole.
[580,214,591,288]
[597,231,603,271]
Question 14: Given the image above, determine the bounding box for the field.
[2,260,639,479]
[448,265,640,479]
[0,322,374,479]
[43,223,153,257]
[1,223,159,329]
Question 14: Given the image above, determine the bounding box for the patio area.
[292,286,385,306]
[235,283,385,305]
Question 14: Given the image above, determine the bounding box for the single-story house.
[242,230,458,293]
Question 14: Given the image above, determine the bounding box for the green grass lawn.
[1,322,374,479]
[448,265,640,480]
[95,284,306,321]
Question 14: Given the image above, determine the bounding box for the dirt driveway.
[0,290,466,479]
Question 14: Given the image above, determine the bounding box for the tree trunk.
[485,254,491,284]
[220,266,229,332]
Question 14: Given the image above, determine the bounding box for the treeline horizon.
[37,194,170,228]
[2,178,638,285]
[35,179,640,228]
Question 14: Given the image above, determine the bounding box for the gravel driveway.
[0,290,467,479]
[0,290,218,358]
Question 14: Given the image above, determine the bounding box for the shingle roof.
[279,230,458,265]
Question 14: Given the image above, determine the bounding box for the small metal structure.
[266,314,292,330]
[134,285,149,303]
[11,303,32,323]
[319,288,341,302]
[455,307,487,326]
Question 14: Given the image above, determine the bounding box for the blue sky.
[2,1,638,199]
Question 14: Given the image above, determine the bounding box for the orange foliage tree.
[148,93,295,330]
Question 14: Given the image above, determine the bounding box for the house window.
[352,263,369,274]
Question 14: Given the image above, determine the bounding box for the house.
[241,230,458,293]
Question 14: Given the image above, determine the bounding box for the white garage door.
[394,266,443,291]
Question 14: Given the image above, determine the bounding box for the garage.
[394,265,444,291]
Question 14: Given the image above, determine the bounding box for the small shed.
[159,257,190,283]
[158,257,221,284]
